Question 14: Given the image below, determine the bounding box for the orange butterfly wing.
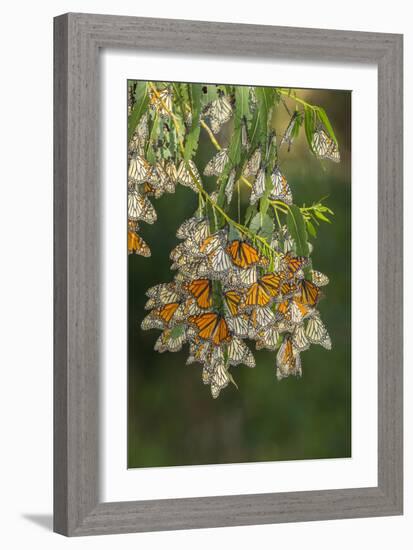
[277,300,290,317]
[128,231,150,257]
[245,282,271,307]
[189,313,230,344]
[213,317,230,345]
[297,279,320,306]
[283,252,307,277]
[227,241,260,268]
[158,302,179,323]
[224,290,241,315]
[188,279,212,309]
[260,273,282,297]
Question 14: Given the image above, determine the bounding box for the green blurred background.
[128,86,351,468]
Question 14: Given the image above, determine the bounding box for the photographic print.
[127,81,351,468]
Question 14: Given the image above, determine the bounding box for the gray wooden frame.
[54,12,403,536]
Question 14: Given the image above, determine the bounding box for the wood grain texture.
[53,13,403,536]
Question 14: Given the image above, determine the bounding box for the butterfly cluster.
[141,214,331,398]
[128,82,340,398]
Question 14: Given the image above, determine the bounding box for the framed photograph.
[54,13,403,536]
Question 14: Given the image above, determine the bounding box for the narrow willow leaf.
[128,82,149,141]
[235,86,252,124]
[306,219,317,238]
[316,107,338,146]
[259,197,269,217]
[255,87,275,139]
[183,84,202,161]
[146,113,160,164]
[286,204,310,256]
[304,106,316,153]
[315,210,332,223]
[244,204,257,226]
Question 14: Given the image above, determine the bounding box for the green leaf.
[314,210,332,223]
[235,86,252,124]
[128,82,149,141]
[286,204,309,256]
[255,87,275,139]
[244,204,257,226]
[249,212,273,241]
[228,224,242,241]
[259,214,274,240]
[316,107,338,146]
[304,106,316,153]
[306,220,317,238]
[249,213,262,234]
[146,113,160,164]
[184,84,203,161]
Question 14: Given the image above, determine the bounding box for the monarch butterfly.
[224,290,242,316]
[128,113,149,156]
[209,360,230,399]
[148,87,173,117]
[280,280,298,298]
[177,160,202,192]
[186,339,211,366]
[305,314,332,349]
[311,128,340,163]
[226,313,250,338]
[249,306,276,333]
[154,160,176,195]
[276,336,302,380]
[203,148,229,177]
[228,338,255,368]
[250,167,266,205]
[174,297,203,321]
[278,298,312,324]
[127,231,151,257]
[207,245,232,274]
[227,265,258,288]
[311,270,329,287]
[296,279,320,307]
[227,240,261,269]
[145,283,181,309]
[128,219,139,231]
[255,325,279,351]
[128,190,157,224]
[188,312,231,346]
[292,324,310,351]
[225,169,236,204]
[141,312,165,331]
[199,229,227,254]
[244,273,282,307]
[172,255,210,280]
[154,326,186,353]
[203,94,233,134]
[269,166,293,205]
[165,160,178,186]
[241,116,250,150]
[128,154,151,184]
[187,279,212,309]
[177,217,210,245]
[154,302,180,324]
[242,148,261,178]
[281,111,299,151]
[281,252,308,278]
